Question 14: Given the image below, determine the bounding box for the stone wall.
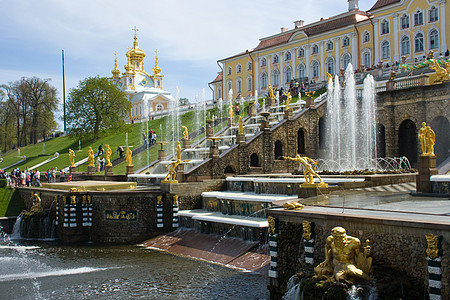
[267,209,449,299]
[185,83,448,180]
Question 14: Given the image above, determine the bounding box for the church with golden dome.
[111,27,174,122]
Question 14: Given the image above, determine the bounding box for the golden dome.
[111,54,120,77]
[127,34,146,60]
[124,53,133,73]
[152,54,161,75]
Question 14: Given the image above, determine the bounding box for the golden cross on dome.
[155,49,158,56]
[132,26,139,36]
[114,51,118,58]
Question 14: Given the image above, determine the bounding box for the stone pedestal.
[209,145,219,158]
[305,97,315,108]
[284,109,293,120]
[248,104,257,117]
[176,164,184,182]
[228,117,234,127]
[298,183,329,198]
[386,80,396,91]
[416,155,438,193]
[236,133,246,145]
[182,139,191,149]
[206,120,214,137]
[87,166,95,175]
[260,112,271,130]
[69,166,76,173]
[268,96,276,107]
[104,165,113,176]
[126,165,134,175]
[158,149,166,161]
[161,181,177,192]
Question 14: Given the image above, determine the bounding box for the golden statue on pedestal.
[430,59,449,83]
[268,84,275,99]
[182,126,189,140]
[238,116,244,135]
[68,149,75,167]
[314,227,371,283]
[418,122,436,156]
[283,92,292,110]
[163,142,189,183]
[105,144,112,166]
[125,147,133,166]
[283,154,327,187]
[87,147,95,167]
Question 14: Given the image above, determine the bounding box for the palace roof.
[370,0,401,11]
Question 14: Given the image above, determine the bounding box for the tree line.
[0,77,58,152]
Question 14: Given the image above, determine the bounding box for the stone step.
[201,191,296,217]
[178,209,269,242]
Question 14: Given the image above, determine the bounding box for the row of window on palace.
[130,103,164,118]
[226,6,441,76]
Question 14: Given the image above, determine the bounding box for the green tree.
[179,97,190,106]
[66,76,131,139]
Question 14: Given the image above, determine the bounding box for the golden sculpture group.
[163,141,189,183]
[181,126,189,140]
[418,122,436,156]
[283,154,327,187]
[125,147,133,166]
[314,227,372,283]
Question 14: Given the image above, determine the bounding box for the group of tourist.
[0,168,41,187]
[143,130,157,147]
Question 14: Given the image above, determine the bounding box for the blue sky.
[0,0,373,130]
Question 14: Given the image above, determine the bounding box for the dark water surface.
[0,242,269,299]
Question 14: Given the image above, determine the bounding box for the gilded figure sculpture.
[268,84,275,99]
[418,122,436,156]
[302,220,312,240]
[182,126,189,140]
[125,147,133,166]
[314,227,371,283]
[283,201,304,210]
[68,149,75,167]
[87,147,95,167]
[283,155,326,187]
[430,59,449,82]
[163,142,189,182]
[425,233,439,259]
[228,104,234,120]
[105,144,112,166]
[238,116,244,135]
[29,193,43,214]
[305,91,315,98]
[284,92,292,110]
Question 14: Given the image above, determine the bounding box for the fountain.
[323,64,377,172]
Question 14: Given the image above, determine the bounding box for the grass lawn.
[0,186,24,217]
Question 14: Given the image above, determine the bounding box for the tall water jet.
[324,64,377,172]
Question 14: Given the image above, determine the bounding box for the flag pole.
[62,49,66,133]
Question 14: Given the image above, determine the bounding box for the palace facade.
[110,30,174,122]
[210,0,448,101]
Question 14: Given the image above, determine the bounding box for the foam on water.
[0,266,110,282]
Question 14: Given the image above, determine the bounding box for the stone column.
[182,139,191,149]
[126,165,134,175]
[416,155,438,193]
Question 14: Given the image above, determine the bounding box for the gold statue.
[326,72,333,83]
[238,116,244,135]
[283,155,326,187]
[302,220,312,240]
[430,59,449,82]
[87,147,95,167]
[389,70,397,80]
[314,227,371,282]
[181,126,189,140]
[29,193,43,213]
[228,103,234,120]
[173,195,179,206]
[305,91,316,98]
[125,147,133,166]
[283,92,292,110]
[283,201,304,210]
[425,233,439,259]
[418,122,436,156]
[68,149,75,167]
[268,216,276,235]
[105,144,112,166]
[163,142,189,183]
[268,84,275,99]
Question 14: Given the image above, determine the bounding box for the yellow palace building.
[210,0,449,101]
